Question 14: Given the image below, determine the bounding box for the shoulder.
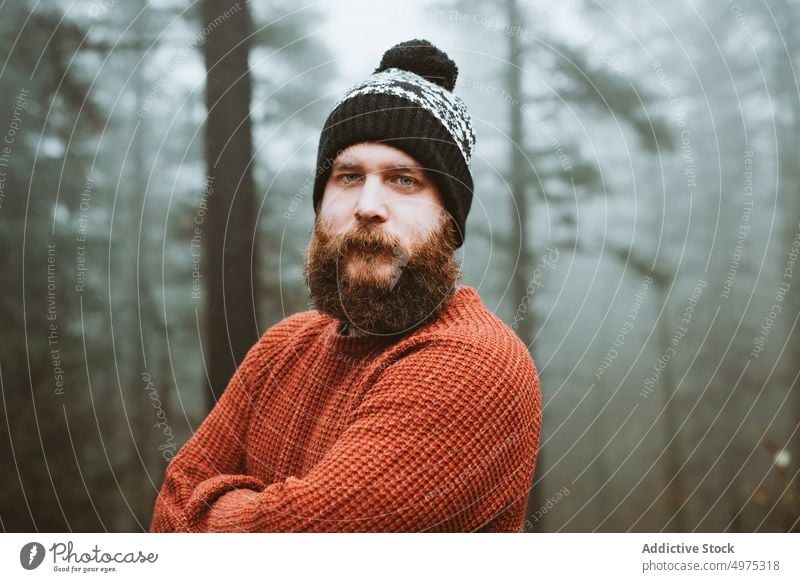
[372,331,541,446]
[259,309,328,342]
[238,309,330,378]
[386,323,539,406]
[424,327,538,387]
[421,289,537,380]
[393,288,542,409]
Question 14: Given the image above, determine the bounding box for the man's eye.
[393,175,417,187]
[340,173,361,183]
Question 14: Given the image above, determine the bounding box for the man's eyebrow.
[331,160,360,170]
[378,162,425,174]
[332,160,426,174]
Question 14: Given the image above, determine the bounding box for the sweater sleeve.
[149,317,296,533]
[178,336,541,532]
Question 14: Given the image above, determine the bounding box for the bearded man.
[150,39,541,533]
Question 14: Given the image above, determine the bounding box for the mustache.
[335,224,407,257]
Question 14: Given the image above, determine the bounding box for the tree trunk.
[202,0,259,406]
[654,285,689,531]
[505,0,544,530]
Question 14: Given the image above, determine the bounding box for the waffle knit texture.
[149,286,541,532]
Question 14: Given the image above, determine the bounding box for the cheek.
[320,189,355,225]
[393,199,443,231]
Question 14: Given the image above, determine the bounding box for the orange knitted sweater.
[149,285,541,532]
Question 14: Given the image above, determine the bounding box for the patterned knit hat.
[312,39,476,248]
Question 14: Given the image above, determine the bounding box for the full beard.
[303,214,462,336]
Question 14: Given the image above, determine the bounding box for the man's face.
[303,142,461,336]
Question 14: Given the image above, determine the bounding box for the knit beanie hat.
[312,39,476,248]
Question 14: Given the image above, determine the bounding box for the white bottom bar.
[2,533,797,581]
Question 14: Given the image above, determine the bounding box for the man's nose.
[353,173,389,223]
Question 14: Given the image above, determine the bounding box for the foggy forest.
[1,0,798,533]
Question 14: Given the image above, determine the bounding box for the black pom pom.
[374,39,458,92]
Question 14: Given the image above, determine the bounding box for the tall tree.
[0,2,104,531]
[202,0,259,404]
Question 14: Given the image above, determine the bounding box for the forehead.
[333,142,422,169]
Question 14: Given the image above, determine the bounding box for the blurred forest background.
[1,0,798,532]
